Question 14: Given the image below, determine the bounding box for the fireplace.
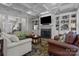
[41,29,51,38]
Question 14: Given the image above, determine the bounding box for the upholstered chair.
[48,32,79,56]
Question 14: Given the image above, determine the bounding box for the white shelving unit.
[32,19,39,34]
[55,11,77,34]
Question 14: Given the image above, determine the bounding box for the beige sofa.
[2,32,32,56]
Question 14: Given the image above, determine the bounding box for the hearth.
[41,29,51,38]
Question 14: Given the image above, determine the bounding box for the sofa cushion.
[2,35,11,44]
[2,32,19,42]
[8,35,19,42]
[7,38,32,48]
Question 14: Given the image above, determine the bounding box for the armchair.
[48,32,79,56]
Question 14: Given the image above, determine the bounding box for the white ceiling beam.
[1,3,12,6]
[1,3,37,16]
[21,4,39,13]
[0,4,29,15]
[40,11,50,14]
[43,4,49,10]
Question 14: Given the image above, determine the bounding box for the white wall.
[0,15,2,29]
[21,18,27,32]
[21,15,34,33]
[51,14,57,39]
[0,15,7,32]
[28,16,33,33]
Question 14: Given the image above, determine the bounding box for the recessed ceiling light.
[26,11,32,14]
[26,11,36,15]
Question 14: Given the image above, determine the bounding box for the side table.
[32,36,41,44]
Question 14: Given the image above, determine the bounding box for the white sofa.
[2,32,32,56]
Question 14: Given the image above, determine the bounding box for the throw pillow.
[65,32,76,44]
[54,35,59,40]
[2,35,11,44]
[15,32,27,40]
[8,35,19,42]
[59,35,64,42]
[2,32,19,42]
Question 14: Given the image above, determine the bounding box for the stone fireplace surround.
[41,28,51,38]
[39,25,53,38]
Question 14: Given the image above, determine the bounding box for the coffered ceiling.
[1,3,79,16]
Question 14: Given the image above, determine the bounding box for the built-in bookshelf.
[32,20,39,30]
[61,15,69,31]
[32,19,39,35]
[70,14,76,32]
[56,17,59,30]
[55,12,77,34]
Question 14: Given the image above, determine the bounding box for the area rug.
[24,38,49,56]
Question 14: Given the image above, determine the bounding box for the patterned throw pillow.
[59,35,64,42]
[65,32,76,44]
[54,35,59,41]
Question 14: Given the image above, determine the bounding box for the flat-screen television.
[40,16,51,25]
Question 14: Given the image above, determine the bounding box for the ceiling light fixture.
[26,11,32,14]
[26,11,37,16]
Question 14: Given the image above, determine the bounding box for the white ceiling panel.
[1,3,79,16]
